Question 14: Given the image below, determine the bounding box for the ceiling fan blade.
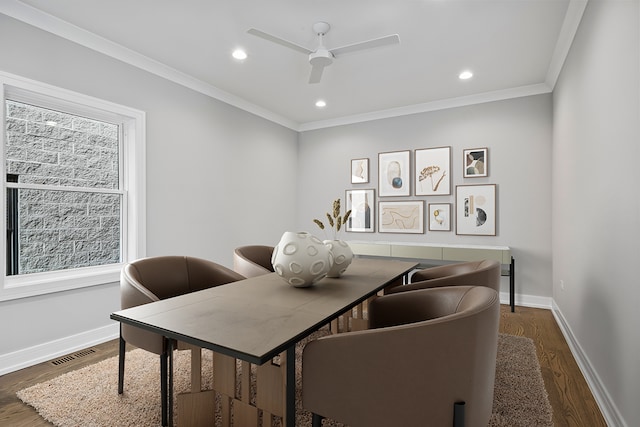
[308,64,325,84]
[247,28,312,55]
[330,34,400,57]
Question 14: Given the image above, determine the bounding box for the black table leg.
[286,345,296,427]
[118,329,125,395]
[510,256,515,312]
[160,352,168,426]
[168,339,175,427]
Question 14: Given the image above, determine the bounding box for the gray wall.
[552,1,639,425]
[0,14,298,356]
[1,3,638,425]
[298,94,553,301]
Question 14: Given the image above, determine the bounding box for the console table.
[347,241,516,312]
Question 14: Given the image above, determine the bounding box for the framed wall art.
[456,184,496,236]
[415,146,451,196]
[378,150,411,197]
[379,200,424,234]
[428,203,451,231]
[351,158,369,183]
[463,147,488,178]
[345,188,375,232]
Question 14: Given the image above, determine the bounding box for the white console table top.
[346,240,509,251]
[346,240,511,265]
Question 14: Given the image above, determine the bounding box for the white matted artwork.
[345,188,375,232]
[415,146,451,196]
[456,184,496,236]
[351,158,369,183]
[428,203,451,231]
[378,151,411,197]
[379,200,424,234]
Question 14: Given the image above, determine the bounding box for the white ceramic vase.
[271,231,333,288]
[323,240,354,278]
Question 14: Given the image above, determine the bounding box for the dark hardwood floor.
[499,305,606,426]
[0,305,607,426]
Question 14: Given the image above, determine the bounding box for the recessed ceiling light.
[315,100,327,108]
[45,120,57,126]
[459,70,473,80]
[232,49,247,60]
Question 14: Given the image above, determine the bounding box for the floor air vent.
[73,348,97,358]
[51,348,97,366]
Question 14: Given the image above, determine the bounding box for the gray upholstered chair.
[118,255,245,426]
[388,259,502,294]
[233,245,274,277]
[302,285,500,427]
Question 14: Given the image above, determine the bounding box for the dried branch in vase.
[313,198,352,240]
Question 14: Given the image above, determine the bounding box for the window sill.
[0,264,122,301]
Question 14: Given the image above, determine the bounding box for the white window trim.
[0,71,146,301]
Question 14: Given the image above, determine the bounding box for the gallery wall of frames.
[346,147,495,236]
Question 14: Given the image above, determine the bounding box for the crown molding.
[1,0,585,133]
[0,0,299,130]
[545,0,589,89]
[298,83,553,132]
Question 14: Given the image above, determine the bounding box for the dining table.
[111,257,418,426]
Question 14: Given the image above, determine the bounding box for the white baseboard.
[0,323,119,376]
[500,291,552,309]
[552,300,626,427]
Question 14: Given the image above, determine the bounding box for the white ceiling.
[3,0,586,130]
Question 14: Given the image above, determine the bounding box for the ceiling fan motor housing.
[309,48,334,67]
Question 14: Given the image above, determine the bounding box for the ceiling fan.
[247,22,400,84]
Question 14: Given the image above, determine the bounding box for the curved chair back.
[303,286,500,427]
[121,255,245,354]
[233,245,275,278]
[118,255,245,425]
[389,259,501,294]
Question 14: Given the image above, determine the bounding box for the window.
[5,100,122,275]
[1,72,145,301]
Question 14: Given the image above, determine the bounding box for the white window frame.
[0,71,146,301]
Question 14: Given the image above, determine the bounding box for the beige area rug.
[18,333,552,427]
